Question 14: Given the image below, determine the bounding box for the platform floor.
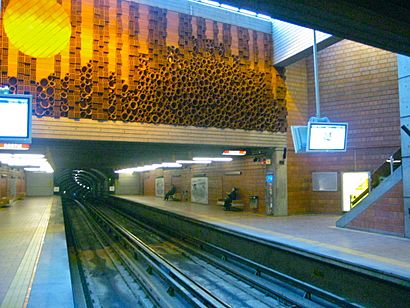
[117,195,410,280]
[0,196,73,308]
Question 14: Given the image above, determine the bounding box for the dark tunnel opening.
[54,168,115,200]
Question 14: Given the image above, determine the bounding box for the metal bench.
[0,197,10,206]
[217,198,244,210]
[170,192,182,201]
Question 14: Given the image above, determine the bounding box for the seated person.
[164,185,177,201]
[224,187,238,211]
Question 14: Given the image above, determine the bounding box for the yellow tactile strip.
[0,199,53,308]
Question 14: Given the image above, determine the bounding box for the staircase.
[336,148,402,228]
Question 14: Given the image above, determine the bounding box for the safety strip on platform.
[0,199,53,308]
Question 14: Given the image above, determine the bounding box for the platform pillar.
[269,147,288,216]
[398,54,410,238]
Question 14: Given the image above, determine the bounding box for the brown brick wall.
[143,172,158,196]
[286,40,401,214]
[285,59,311,214]
[0,177,6,197]
[0,166,25,198]
[1,0,286,132]
[142,157,267,213]
[347,181,404,236]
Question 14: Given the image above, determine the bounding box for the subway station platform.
[0,196,73,308]
[117,195,410,280]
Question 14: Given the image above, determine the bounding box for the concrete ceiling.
[28,138,267,170]
[225,0,410,57]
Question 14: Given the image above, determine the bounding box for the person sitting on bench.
[224,187,238,211]
[164,185,176,201]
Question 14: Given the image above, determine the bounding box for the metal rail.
[63,199,101,307]
[85,201,231,308]
[66,199,188,307]
[104,201,352,307]
[108,196,410,307]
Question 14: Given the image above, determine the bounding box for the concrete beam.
[32,117,287,148]
[130,0,272,33]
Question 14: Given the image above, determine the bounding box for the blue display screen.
[265,174,274,183]
[0,94,32,144]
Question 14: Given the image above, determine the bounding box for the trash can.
[249,195,258,209]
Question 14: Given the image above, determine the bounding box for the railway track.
[65,199,199,307]
[65,198,353,307]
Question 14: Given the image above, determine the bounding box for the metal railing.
[350,148,401,208]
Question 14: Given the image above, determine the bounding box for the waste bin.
[249,195,258,209]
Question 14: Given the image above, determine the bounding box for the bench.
[217,198,244,210]
[16,192,25,200]
[0,197,10,206]
[231,200,244,209]
[170,192,182,201]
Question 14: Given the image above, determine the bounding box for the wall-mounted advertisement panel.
[191,177,208,204]
[155,177,164,197]
[342,172,370,211]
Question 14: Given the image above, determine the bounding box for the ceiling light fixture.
[200,0,220,6]
[220,4,239,11]
[161,162,183,168]
[193,157,233,162]
[176,160,212,164]
[1,153,53,173]
[256,14,271,20]
[239,9,257,16]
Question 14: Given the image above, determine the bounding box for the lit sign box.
[0,143,30,150]
[265,174,274,183]
[307,122,348,152]
[0,94,32,144]
[222,150,247,156]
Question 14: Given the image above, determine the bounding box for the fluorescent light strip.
[115,153,236,174]
[161,162,183,168]
[176,160,212,164]
[256,13,271,20]
[239,8,257,16]
[220,4,238,11]
[200,0,220,6]
[193,157,232,162]
[115,159,214,173]
[1,153,53,173]
[190,0,273,21]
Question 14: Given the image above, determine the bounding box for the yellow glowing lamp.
[3,0,71,58]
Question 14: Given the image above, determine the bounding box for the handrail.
[370,148,401,190]
[350,148,401,208]
[350,187,369,207]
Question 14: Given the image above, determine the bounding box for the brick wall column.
[398,54,410,238]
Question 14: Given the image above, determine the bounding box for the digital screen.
[307,122,347,152]
[291,126,308,153]
[0,94,32,144]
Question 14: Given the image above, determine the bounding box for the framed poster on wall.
[155,177,164,197]
[191,177,208,204]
